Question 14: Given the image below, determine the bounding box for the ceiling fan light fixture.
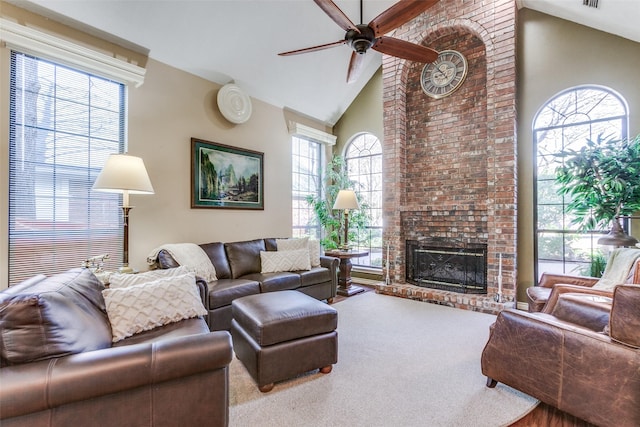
[352,38,373,54]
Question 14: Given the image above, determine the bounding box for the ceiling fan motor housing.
[347,24,375,54]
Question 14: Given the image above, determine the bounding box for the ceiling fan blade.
[369,0,439,37]
[313,0,359,33]
[278,40,347,56]
[372,36,439,62]
[346,51,366,84]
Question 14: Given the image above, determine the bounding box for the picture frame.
[191,138,264,209]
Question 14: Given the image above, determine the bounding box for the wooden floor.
[510,402,595,427]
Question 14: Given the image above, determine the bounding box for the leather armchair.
[482,284,640,426]
[527,249,640,312]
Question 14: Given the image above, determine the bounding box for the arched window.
[345,133,382,268]
[534,86,628,279]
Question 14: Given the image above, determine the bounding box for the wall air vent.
[583,0,599,8]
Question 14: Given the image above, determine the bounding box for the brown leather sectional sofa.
[482,283,640,426]
[0,268,233,427]
[156,238,340,331]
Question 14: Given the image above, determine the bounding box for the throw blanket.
[147,243,217,283]
[594,248,640,291]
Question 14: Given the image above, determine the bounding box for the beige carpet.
[229,292,538,427]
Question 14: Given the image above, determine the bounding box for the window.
[292,136,322,239]
[534,86,628,280]
[9,51,125,285]
[345,133,383,268]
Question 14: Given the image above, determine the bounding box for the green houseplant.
[306,156,368,250]
[555,134,640,233]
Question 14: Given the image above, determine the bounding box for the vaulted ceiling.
[9,0,640,126]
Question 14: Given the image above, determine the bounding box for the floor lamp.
[597,217,639,248]
[93,154,154,273]
[333,189,360,251]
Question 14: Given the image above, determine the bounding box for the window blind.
[9,51,125,285]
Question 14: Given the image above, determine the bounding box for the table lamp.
[333,189,360,250]
[93,154,154,273]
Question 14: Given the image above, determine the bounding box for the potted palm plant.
[555,133,640,246]
[306,156,368,250]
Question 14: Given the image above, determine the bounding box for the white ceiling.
[9,0,640,126]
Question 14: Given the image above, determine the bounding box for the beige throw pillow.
[261,249,311,273]
[102,272,207,342]
[276,237,309,251]
[277,237,321,267]
[108,265,191,288]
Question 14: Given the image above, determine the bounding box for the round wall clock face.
[420,50,468,99]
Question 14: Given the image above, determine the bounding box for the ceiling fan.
[278,0,440,84]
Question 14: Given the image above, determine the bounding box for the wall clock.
[420,50,468,99]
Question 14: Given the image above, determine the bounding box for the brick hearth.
[381,0,517,315]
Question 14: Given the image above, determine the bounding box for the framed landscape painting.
[191,138,264,209]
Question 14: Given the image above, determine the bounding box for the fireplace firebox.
[406,240,487,294]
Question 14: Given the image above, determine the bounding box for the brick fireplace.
[376,0,518,315]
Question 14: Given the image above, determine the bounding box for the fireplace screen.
[406,241,487,294]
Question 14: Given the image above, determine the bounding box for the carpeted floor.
[229,291,538,427]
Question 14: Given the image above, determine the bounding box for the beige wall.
[0,3,329,286]
[333,67,383,155]
[516,9,640,298]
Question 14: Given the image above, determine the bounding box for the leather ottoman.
[231,290,338,392]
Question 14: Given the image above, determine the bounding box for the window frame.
[533,85,629,281]
[344,132,383,270]
[8,50,127,285]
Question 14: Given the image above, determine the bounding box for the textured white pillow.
[308,239,321,267]
[102,272,207,342]
[277,237,320,267]
[261,249,311,273]
[108,266,192,288]
[276,237,309,251]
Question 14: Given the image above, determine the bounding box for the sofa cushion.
[225,239,266,279]
[109,266,191,288]
[200,242,232,279]
[0,268,112,365]
[241,272,301,293]
[208,279,261,309]
[113,317,209,347]
[102,273,207,342]
[260,249,311,273]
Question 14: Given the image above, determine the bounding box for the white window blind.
[9,51,125,285]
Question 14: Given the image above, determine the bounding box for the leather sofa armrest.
[0,331,232,420]
[538,272,599,289]
[542,284,613,315]
[320,255,340,292]
[610,284,640,348]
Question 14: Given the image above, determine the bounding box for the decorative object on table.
[217,83,252,124]
[93,154,154,274]
[421,50,468,99]
[333,189,360,250]
[82,253,111,284]
[305,156,368,250]
[278,0,439,84]
[555,134,640,247]
[191,138,264,210]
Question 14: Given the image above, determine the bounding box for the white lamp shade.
[333,189,360,210]
[93,154,154,195]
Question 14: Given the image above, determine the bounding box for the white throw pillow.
[308,239,321,267]
[261,249,311,273]
[276,237,309,251]
[102,272,207,342]
[108,266,192,288]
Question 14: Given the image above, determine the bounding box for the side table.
[325,250,369,297]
